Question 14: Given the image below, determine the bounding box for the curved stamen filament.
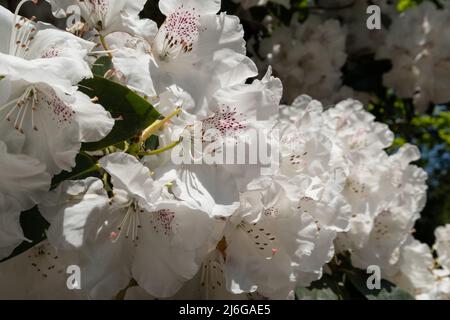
[0,98,20,112]
[13,100,24,130]
[1,87,36,133]
[13,17,35,57]
[111,203,142,243]
[9,0,38,56]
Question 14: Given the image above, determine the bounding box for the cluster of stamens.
[9,12,37,58]
[0,86,38,133]
[110,202,143,245]
[77,0,109,29]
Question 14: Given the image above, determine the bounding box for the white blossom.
[377,2,450,112]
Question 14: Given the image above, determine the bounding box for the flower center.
[202,105,247,138]
[156,5,200,62]
[77,0,109,29]
[373,209,393,241]
[345,177,368,196]
[0,86,37,133]
[348,128,368,150]
[0,85,75,134]
[110,202,142,244]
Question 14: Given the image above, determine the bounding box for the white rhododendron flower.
[349,145,428,275]
[257,15,351,104]
[435,225,450,273]
[0,141,50,259]
[0,240,89,299]
[319,0,397,54]
[45,0,157,38]
[106,0,257,114]
[39,153,222,298]
[391,236,450,300]
[0,0,448,302]
[0,5,114,174]
[377,2,450,112]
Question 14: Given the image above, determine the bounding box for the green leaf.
[79,76,161,151]
[397,0,416,12]
[51,152,100,189]
[92,56,113,77]
[296,274,341,300]
[345,268,414,300]
[145,135,160,151]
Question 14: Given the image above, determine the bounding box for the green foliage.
[411,112,450,149]
[344,268,414,300]
[92,56,114,78]
[296,275,341,300]
[51,153,100,189]
[296,256,414,300]
[79,76,161,151]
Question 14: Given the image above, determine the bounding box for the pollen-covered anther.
[1,86,38,133]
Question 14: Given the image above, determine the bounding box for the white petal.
[71,91,114,143]
[132,200,218,298]
[0,83,82,174]
[39,178,110,250]
[0,53,73,89]
[0,199,24,260]
[99,153,160,208]
[212,67,282,122]
[158,164,240,217]
[0,6,13,54]
[0,240,89,299]
[0,140,50,209]
[159,0,221,16]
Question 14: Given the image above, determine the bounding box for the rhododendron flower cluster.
[0,0,448,301]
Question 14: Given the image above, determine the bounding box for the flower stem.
[99,35,113,58]
[140,108,182,144]
[127,108,182,156]
[141,139,181,156]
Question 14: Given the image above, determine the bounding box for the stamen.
[110,202,142,243]
[13,99,24,130]
[139,108,182,144]
[0,97,20,112]
[31,93,37,131]
[9,0,39,56]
